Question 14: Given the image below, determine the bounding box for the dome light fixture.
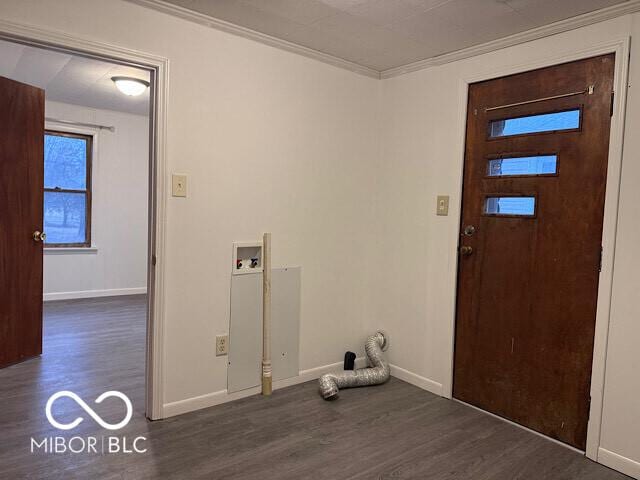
[111,76,150,96]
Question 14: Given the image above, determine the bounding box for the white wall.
[376,14,640,477]
[0,0,381,407]
[43,101,149,300]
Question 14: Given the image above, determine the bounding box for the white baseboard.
[163,356,367,418]
[43,287,147,301]
[598,448,640,479]
[163,384,262,418]
[389,364,444,396]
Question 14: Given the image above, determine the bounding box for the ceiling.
[158,0,629,72]
[0,39,150,115]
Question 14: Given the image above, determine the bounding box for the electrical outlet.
[215,334,228,356]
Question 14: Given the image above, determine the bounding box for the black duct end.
[344,351,356,370]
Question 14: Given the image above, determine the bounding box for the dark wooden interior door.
[453,55,615,449]
[0,76,45,368]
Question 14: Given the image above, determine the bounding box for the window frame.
[44,129,93,248]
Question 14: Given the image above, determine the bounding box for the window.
[484,196,536,217]
[44,131,92,247]
[487,155,558,177]
[489,109,581,138]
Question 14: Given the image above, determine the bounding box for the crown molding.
[124,0,381,79]
[380,0,640,79]
[125,0,640,81]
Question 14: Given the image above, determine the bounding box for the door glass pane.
[44,192,87,244]
[488,155,557,176]
[484,196,535,216]
[44,134,87,190]
[489,110,580,138]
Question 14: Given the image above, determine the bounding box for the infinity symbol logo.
[45,391,133,431]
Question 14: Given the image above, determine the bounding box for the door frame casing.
[0,19,169,420]
[444,37,631,460]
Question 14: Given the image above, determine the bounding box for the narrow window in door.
[489,109,580,138]
[484,196,536,216]
[488,155,558,177]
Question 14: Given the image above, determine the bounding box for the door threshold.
[452,398,585,455]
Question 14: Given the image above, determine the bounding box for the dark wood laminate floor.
[0,295,630,480]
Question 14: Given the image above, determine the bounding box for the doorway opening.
[0,37,158,421]
[452,54,615,450]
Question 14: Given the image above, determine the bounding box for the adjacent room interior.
[1,1,639,479]
[0,37,151,430]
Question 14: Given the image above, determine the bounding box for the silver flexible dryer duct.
[318,331,389,400]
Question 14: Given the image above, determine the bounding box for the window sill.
[44,246,98,255]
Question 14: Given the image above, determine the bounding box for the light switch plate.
[436,195,449,216]
[172,174,187,197]
[216,334,228,356]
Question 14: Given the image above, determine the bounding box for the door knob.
[460,245,473,256]
[463,225,476,236]
[33,230,46,242]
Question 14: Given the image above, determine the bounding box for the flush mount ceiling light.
[111,76,150,96]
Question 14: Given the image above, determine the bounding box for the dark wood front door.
[453,55,615,449]
[0,76,45,368]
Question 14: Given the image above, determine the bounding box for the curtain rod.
[485,85,594,112]
[45,117,116,132]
